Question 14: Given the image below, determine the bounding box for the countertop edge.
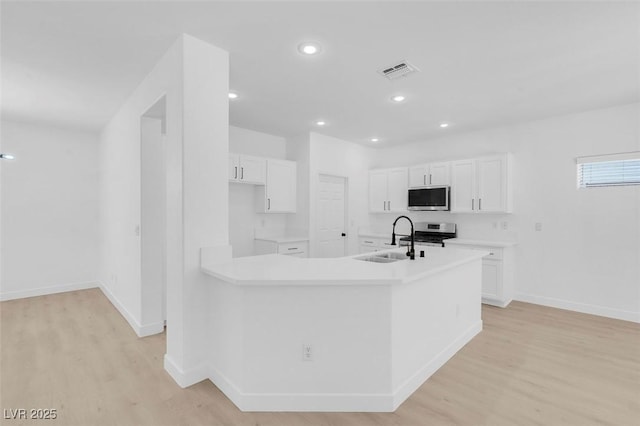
[401,251,488,284]
[444,238,517,248]
[254,236,310,243]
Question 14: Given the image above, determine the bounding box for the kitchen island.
[200,246,486,412]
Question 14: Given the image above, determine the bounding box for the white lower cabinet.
[359,236,394,254]
[255,239,309,258]
[444,241,514,307]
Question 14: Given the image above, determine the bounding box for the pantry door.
[317,174,347,258]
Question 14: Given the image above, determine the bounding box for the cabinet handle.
[268,198,271,210]
[234,166,238,179]
[364,240,374,244]
[388,201,391,210]
[479,198,482,210]
[288,247,298,251]
[472,199,474,210]
[241,167,244,179]
[423,175,426,185]
[429,174,433,184]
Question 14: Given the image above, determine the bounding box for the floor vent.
[377,60,420,80]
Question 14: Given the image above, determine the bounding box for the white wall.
[100,34,230,386]
[0,120,99,300]
[308,132,372,257]
[369,103,640,322]
[228,126,287,257]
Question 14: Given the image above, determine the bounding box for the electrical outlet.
[501,221,508,230]
[535,222,542,232]
[302,344,313,361]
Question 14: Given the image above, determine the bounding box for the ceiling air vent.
[377,60,420,80]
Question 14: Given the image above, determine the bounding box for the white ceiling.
[2,1,639,146]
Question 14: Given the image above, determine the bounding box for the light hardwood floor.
[1,288,638,426]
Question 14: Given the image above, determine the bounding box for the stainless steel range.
[399,222,456,247]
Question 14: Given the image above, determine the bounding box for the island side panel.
[207,277,245,398]
[240,282,393,411]
[391,259,483,409]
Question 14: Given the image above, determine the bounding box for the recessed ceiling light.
[391,95,406,103]
[315,120,326,126]
[439,123,450,128]
[370,138,379,142]
[298,42,322,55]
[228,92,238,99]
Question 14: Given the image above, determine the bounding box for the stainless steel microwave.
[408,186,450,211]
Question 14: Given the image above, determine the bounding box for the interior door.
[317,174,347,258]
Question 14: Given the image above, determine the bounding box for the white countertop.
[202,246,488,286]
[444,238,517,248]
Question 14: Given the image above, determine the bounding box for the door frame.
[140,94,168,331]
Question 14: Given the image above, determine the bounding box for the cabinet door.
[386,168,408,212]
[239,155,266,184]
[265,160,296,212]
[369,170,388,212]
[229,154,240,181]
[408,165,428,187]
[451,159,476,212]
[477,156,506,212]
[429,162,451,186]
[481,259,502,301]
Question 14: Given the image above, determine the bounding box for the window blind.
[576,152,640,188]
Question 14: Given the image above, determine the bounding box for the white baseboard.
[0,281,99,301]
[164,354,208,388]
[98,283,164,337]
[208,363,394,412]
[515,292,640,323]
[206,321,483,413]
[391,320,483,410]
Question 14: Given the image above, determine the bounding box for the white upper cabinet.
[476,156,508,212]
[257,159,296,213]
[408,162,450,187]
[451,154,511,213]
[229,154,266,184]
[451,159,476,212]
[369,170,389,213]
[429,162,451,186]
[369,167,408,213]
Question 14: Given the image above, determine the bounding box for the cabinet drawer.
[360,238,380,247]
[481,247,502,260]
[278,242,307,254]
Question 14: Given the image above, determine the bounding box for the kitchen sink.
[373,252,409,260]
[353,251,408,263]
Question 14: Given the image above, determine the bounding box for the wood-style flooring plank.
[1,289,638,425]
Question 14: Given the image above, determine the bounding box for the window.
[576,152,640,188]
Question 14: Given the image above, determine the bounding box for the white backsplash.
[367,211,517,242]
